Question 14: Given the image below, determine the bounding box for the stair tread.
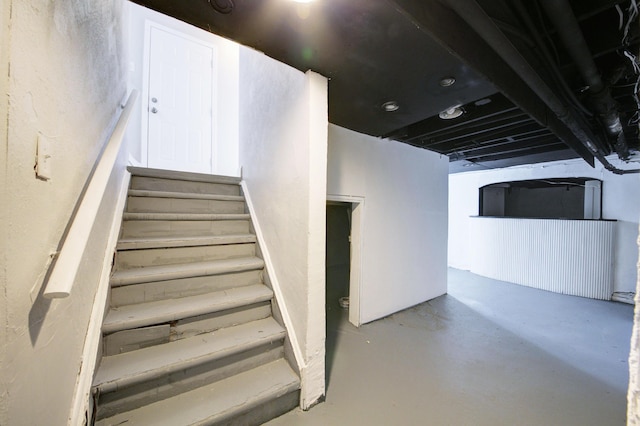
[102,284,273,334]
[111,256,265,287]
[128,189,244,201]
[128,166,241,185]
[94,317,286,394]
[116,234,257,250]
[123,212,250,221]
[96,359,299,426]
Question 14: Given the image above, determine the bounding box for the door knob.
[151,107,158,114]
[151,97,158,103]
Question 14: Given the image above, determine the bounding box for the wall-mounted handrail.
[43,89,139,299]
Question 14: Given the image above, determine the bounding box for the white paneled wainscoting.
[469,217,616,300]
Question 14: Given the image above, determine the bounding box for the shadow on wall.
[27,150,106,345]
[28,283,53,346]
[325,203,351,391]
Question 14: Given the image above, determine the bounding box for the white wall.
[125,2,240,176]
[449,157,640,294]
[327,124,449,324]
[238,49,327,409]
[0,1,128,424]
[627,225,640,423]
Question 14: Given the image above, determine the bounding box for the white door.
[147,27,214,174]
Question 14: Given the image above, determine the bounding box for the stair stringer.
[240,181,309,408]
[69,168,131,426]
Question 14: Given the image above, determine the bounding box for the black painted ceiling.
[130,0,640,173]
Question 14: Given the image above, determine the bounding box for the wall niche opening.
[479,178,602,219]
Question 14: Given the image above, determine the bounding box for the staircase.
[92,167,300,425]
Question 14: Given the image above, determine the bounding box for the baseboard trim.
[67,169,131,426]
[240,181,307,405]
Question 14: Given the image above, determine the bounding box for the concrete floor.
[267,268,634,426]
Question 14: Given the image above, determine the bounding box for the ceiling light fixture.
[439,105,464,120]
[382,101,399,112]
[439,77,456,87]
[291,0,315,3]
[207,0,234,14]
[474,98,492,106]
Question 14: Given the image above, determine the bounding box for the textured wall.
[628,229,640,424]
[238,50,327,408]
[0,0,127,423]
[327,124,449,324]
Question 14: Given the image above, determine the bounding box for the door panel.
[148,27,214,174]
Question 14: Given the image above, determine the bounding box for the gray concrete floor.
[267,268,634,426]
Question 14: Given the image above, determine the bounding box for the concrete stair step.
[130,175,240,196]
[128,166,241,185]
[95,344,285,420]
[123,212,250,221]
[127,194,245,214]
[111,256,265,287]
[95,359,300,426]
[128,189,244,201]
[114,242,255,270]
[103,302,273,355]
[111,269,263,307]
[120,218,250,238]
[102,284,273,334]
[94,317,285,394]
[116,234,257,250]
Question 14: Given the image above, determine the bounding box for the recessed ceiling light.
[382,101,399,112]
[439,77,456,87]
[439,105,464,120]
[474,98,492,106]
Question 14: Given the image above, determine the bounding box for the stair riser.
[127,196,245,214]
[120,219,250,238]
[110,270,264,307]
[130,176,240,196]
[103,285,273,334]
[103,324,170,356]
[96,344,285,421]
[114,243,256,270]
[171,302,273,341]
[117,235,256,251]
[103,302,272,356]
[226,389,301,426]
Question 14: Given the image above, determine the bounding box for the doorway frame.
[140,20,218,171]
[326,194,364,327]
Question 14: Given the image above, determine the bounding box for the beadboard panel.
[469,217,615,300]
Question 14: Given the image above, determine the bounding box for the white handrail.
[43,90,139,299]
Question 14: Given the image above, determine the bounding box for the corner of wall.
[302,69,328,409]
[0,0,10,421]
[626,224,640,423]
[236,56,329,410]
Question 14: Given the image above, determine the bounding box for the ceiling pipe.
[444,0,639,174]
[594,152,640,174]
[539,0,630,159]
[511,0,594,119]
